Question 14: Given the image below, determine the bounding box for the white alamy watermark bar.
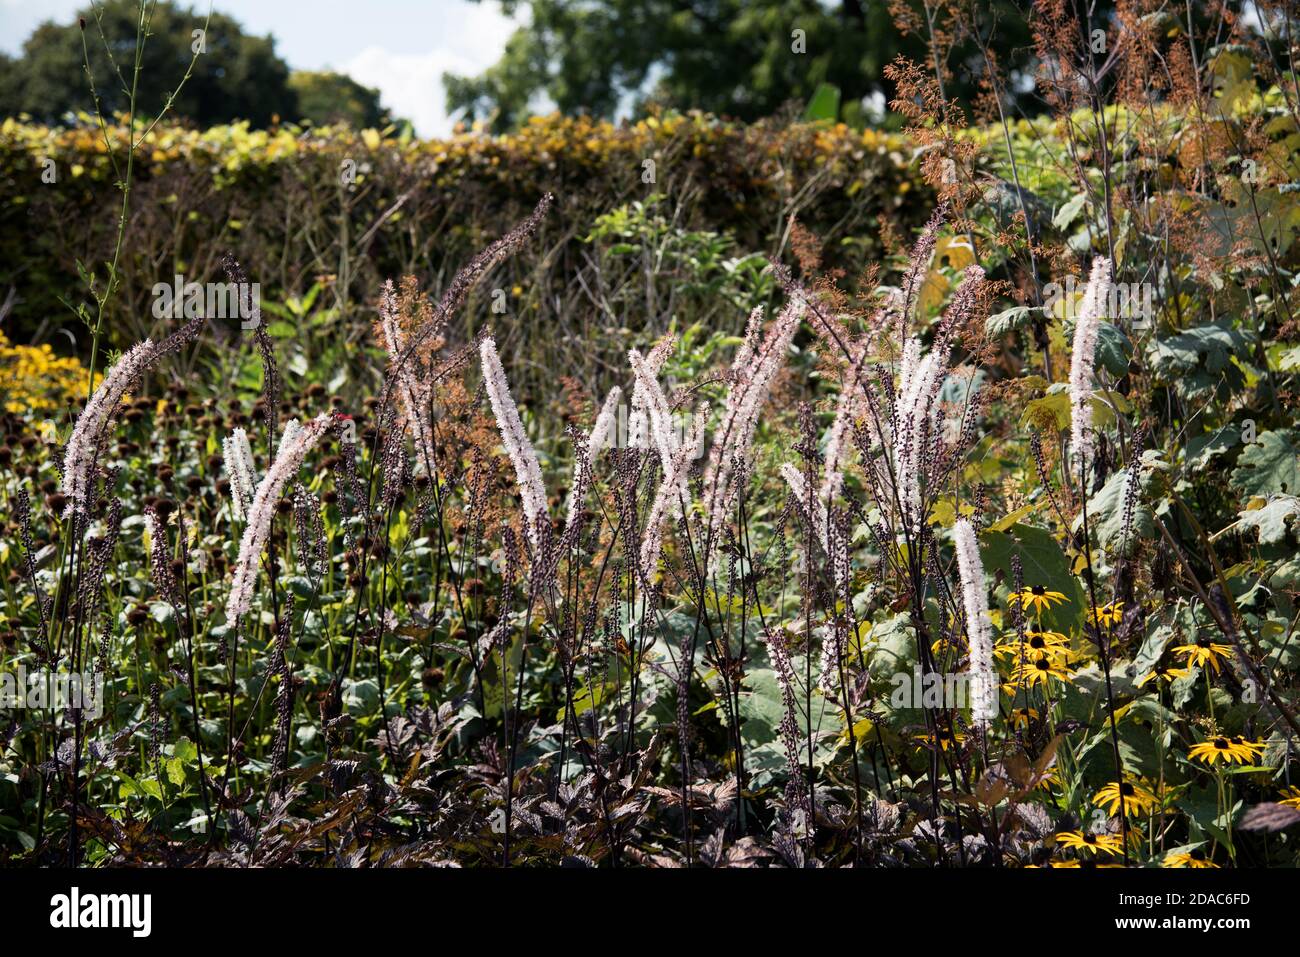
[1044,274,1154,329]
[49,887,151,937]
[0,666,104,720]
[151,273,260,328]
[596,401,706,458]
[889,666,974,710]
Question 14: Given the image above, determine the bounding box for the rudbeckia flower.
[1172,636,1234,673]
[1008,652,1073,688]
[1280,786,1300,810]
[1089,601,1124,628]
[1041,857,1123,868]
[1188,736,1264,766]
[1008,585,1068,614]
[994,630,1069,661]
[1136,660,1191,687]
[1008,706,1040,730]
[1163,851,1219,868]
[1092,779,1161,817]
[1056,831,1124,856]
[914,727,966,752]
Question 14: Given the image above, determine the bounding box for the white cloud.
[341,2,519,138]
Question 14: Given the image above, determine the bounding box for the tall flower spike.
[61,339,159,515]
[226,413,332,623]
[820,339,870,505]
[703,297,805,551]
[780,462,829,554]
[628,334,675,452]
[564,386,621,534]
[378,279,437,474]
[639,407,708,582]
[896,347,947,528]
[223,427,257,521]
[627,347,678,473]
[953,518,997,727]
[280,417,302,454]
[1069,257,1112,472]
[480,336,548,549]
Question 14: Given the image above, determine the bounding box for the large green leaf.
[1146,324,1249,403]
[804,83,841,122]
[986,304,1037,337]
[1072,466,1155,556]
[1094,321,1132,377]
[1237,496,1300,544]
[1231,429,1300,497]
[1186,423,1241,469]
[979,524,1085,635]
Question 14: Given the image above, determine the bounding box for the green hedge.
[0,112,928,365]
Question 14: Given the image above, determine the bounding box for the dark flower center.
[1120,783,1135,796]
[1213,738,1229,749]
[1031,585,1046,596]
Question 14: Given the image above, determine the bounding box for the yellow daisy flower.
[1188,736,1264,766]
[1163,851,1220,868]
[1089,601,1124,629]
[1171,636,1234,673]
[1136,660,1191,687]
[1279,786,1300,810]
[994,630,1070,661]
[1034,765,1063,793]
[1008,585,1069,614]
[1046,858,1124,868]
[1008,706,1040,730]
[1007,652,1073,689]
[931,635,957,658]
[914,727,966,752]
[1093,780,1161,817]
[1056,831,1124,856]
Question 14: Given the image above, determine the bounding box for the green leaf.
[300,282,323,313]
[1186,424,1241,469]
[1146,324,1249,403]
[1072,466,1155,556]
[557,680,607,721]
[1094,321,1132,377]
[118,772,163,801]
[734,669,783,747]
[165,757,186,786]
[1231,430,1300,497]
[865,613,916,683]
[284,575,315,599]
[979,524,1085,635]
[1020,391,1072,432]
[172,736,198,764]
[804,83,841,123]
[986,305,1036,337]
[1052,192,1088,230]
[1236,496,1300,544]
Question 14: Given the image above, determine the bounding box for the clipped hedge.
[0,112,926,354]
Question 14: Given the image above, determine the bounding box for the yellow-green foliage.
[0,329,97,415]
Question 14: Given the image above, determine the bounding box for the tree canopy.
[289,71,392,129]
[442,0,1037,131]
[1,0,296,128]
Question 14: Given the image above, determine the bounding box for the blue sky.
[0,0,523,136]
